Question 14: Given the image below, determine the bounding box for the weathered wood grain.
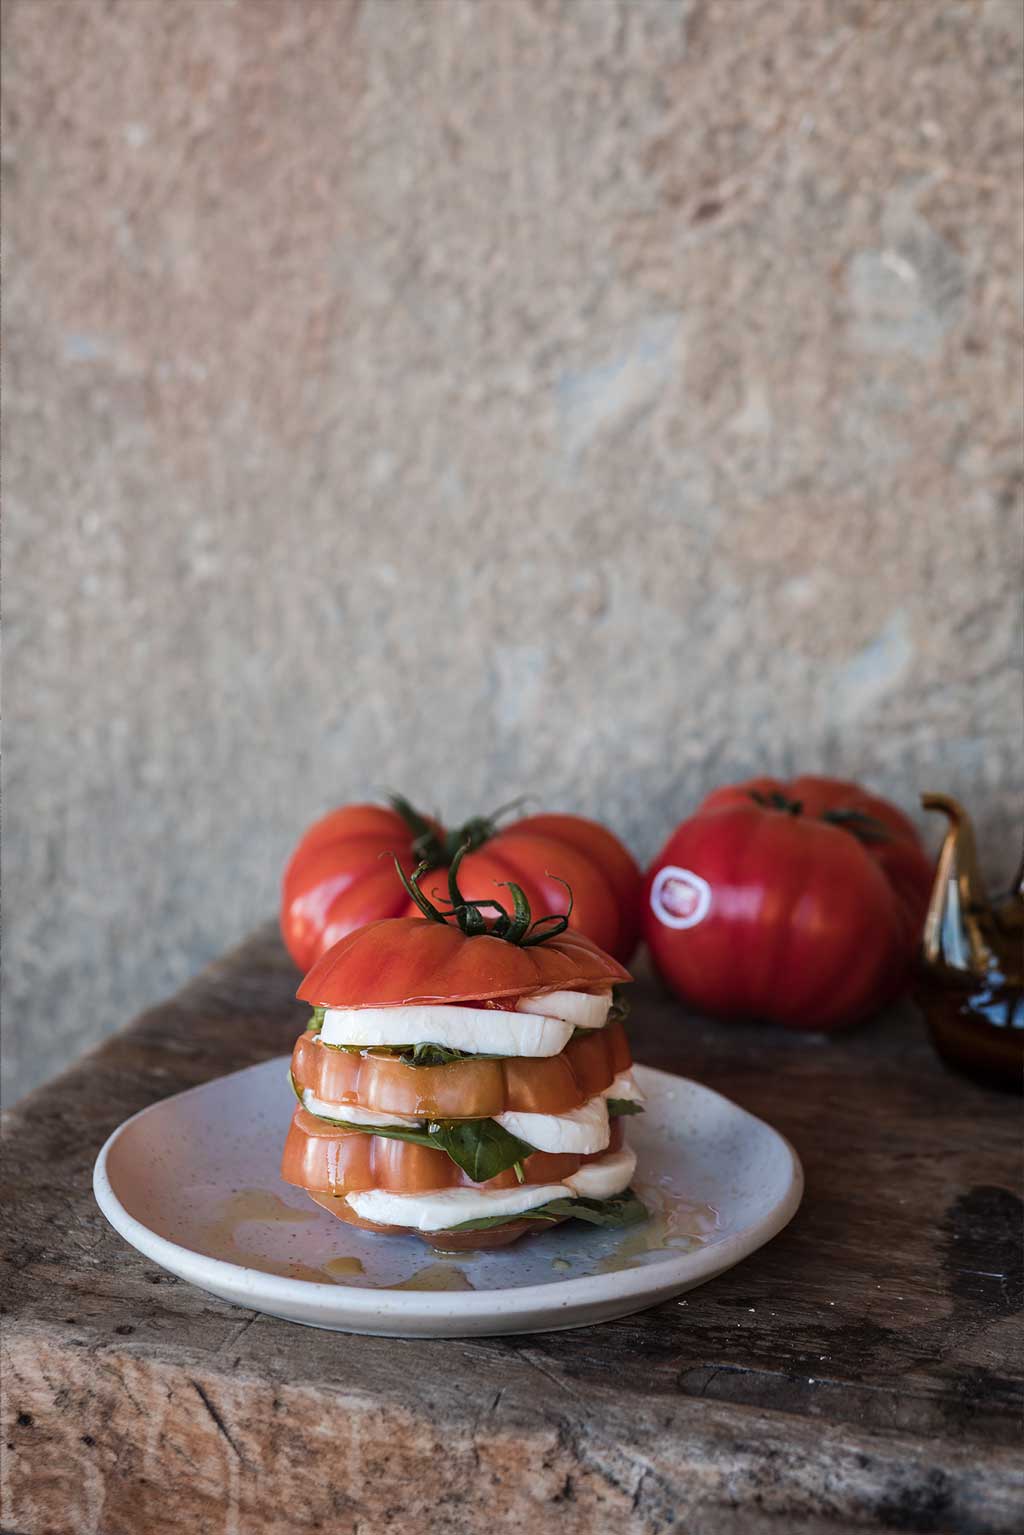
[3,925,1022,1534]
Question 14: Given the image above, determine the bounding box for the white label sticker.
[649,866,712,930]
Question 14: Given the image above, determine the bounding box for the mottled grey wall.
[4,0,1022,1103]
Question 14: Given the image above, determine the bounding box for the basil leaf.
[606,1099,644,1118]
[399,1041,507,1066]
[316,1039,505,1065]
[536,1190,649,1227]
[448,1187,649,1234]
[446,1208,562,1233]
[428,1118,535,1182]
[307,1006,326,1033]
[401,1041,496,1066]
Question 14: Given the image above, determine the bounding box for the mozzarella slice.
[343,1144,637,1231]
[495,1095,610,1155]
[302,1090,423,1129]
[602,1069,646,1106]
[346,1181,568,1232]
[563,1144,636,1199]
[320,1004,572,1058]
[515,988,612,1029]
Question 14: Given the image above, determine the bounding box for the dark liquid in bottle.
[920,977,1024,1093]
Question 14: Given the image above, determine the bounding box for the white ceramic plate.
[93,1059,802,1337]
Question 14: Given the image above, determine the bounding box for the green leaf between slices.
[401,1041,506,1066]
[447,1188,649,1233]
[427,1118,535,1183]
[307,1006,326,1033]
[606,1098,644,1118]
[316,1038,504,1065]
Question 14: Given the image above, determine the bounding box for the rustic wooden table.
[3,926,1022,1534]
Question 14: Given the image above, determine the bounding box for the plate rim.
[93,1057,804,1322]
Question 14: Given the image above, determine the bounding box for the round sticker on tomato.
[649,866,711,930]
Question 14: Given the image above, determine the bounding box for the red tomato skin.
[281,803,642,971]
[643,792,929,1032]
[297,917,631,1008]
[505,814,644,959]
[281,805,417,972]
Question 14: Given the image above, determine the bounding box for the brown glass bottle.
[919,796,1023,1094]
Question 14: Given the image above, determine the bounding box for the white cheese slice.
[515,988,611,1029]
[320,1004,572,1059]
[495,1094,610,1155]
[344,1143,637,1231]
[302,1089,423,1129]
[346,1181,568,1232]
[563,1143,636,1199]
[602,1069,646,1105]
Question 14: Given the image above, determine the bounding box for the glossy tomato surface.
[281,800,642,970]
[643,777,932,1031]
[296,916,630,1008]
[290,1017,632,1117]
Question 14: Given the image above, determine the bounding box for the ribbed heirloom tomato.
[281,850,645,1250]
[281,795,642,970]
[643,776,933,1032]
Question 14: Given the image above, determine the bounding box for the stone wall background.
[4,0,1022,1103]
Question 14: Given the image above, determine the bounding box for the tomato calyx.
[749,790,804,816]
[819,808,891,845]
[387,792,526,868]
[387,792,444,865]
[748,791,891,846]
[394,842,575,947]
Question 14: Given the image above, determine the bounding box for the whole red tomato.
[282,795,642,971]
[643,776,932,1031]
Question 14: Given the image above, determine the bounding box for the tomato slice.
[281,1111,625,1195]
[290,1018,632,1117]
[297,917,631,1008]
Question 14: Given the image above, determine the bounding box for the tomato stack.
[281,853,648,1250]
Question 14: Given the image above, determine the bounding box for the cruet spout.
[921,794,996,977]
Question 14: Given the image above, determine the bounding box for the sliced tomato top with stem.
[298,909,631,1009]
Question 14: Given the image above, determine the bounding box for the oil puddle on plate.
[323,1256,365,1279]
[593,1178,718,1275]
[390,1264,475,1292]
[192,1187,481,1292]
[193,1190,330,1283]
[187,1179,714,1296]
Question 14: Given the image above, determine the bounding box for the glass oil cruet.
[919,794,1024,1092]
